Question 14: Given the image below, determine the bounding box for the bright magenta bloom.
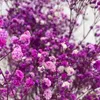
[15,70,24,80]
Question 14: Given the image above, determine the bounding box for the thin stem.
[79,16,100,45]
[77,89,93,100]
[0,68,9,100]
[68,0,88,39]
[4,0,10,8]
[0,51,12,62]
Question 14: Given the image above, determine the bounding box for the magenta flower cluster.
[0,0,100,100]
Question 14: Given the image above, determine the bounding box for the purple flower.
[25,77,34,87]
[43,78,51,87]
[15,70,24,80]
[11,36,19,44]
[93,60,100,71]
[43,88,52,100]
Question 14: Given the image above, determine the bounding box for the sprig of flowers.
[0,0,99,100]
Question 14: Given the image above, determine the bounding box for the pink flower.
[0,29,8,48]
[11,36,18,43]
[0,29,8,39]
[15,70,24,80]
[62,81,70,88]
[43,78,51,87]
[43,88,52,100]
[44,61,56,72]
[12,45,23,61]
[29,72,35,78]
[20,31,31,45]
[34,95,40,100]
[65,66,75,76]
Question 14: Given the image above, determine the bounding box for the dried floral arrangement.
[0,0,100,100]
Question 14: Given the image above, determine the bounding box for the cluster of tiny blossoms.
[0,0,100,100]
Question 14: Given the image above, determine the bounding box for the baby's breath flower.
[65,66,75,76]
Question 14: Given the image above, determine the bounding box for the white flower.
[65,66,75,76]
[37,53,42,57]
[35,18,39,23]
[62,81,70,88]
[54,12,59,17]
[61,43,67,50]
[40,20,46,25]
[57,66,65,73]
[48,15,53,19]
[72,49,79,54]
[40,37,47,40]
[45,42,50,46]
[95,88,100,95]
[38,66,45,73]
